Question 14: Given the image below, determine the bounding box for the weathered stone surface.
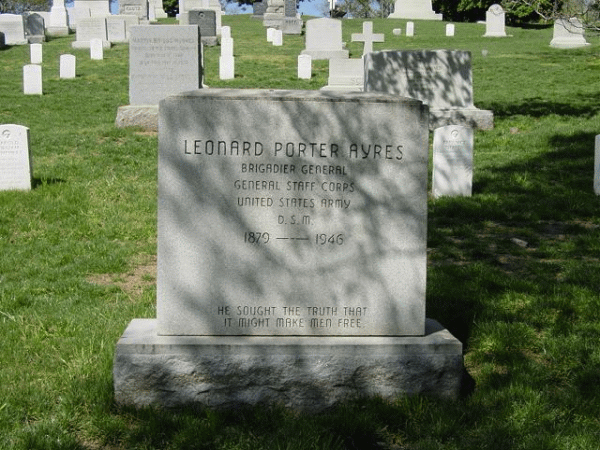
[115,105,159,131]
[114,318,464,411]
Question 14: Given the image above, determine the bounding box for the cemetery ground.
[1,14,600,450]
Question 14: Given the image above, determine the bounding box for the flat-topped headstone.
[392,28,401,36]
[483,4,507,37]
[0,125,32,191]
[388,0,442,20]
[189,9,218,46]
[25,13,46,43]
[90,38,104,59]
[445,23,455,37]
[297,54,312,79]
[550,17,590,48]
[301,18,348,60]
[114,89,464,410]
[23,64,42,95]
[179,0,223,36]
[73,0,110,18]
[0,14,27,45]
[30,43,43,64]
[406,21,414,36]
[60,54,76,78]
[106,15,138,43]
[595,135,600,195]
[156,89,428,337]
[321,58,364,92]
[351,21,384,56]
[272,28,283,46]
[266,27,275,42]
[128,25,203,105]
[120,0,148,19]
[364,50,493,129]
[432,125,473,198]
[72,17,110,49]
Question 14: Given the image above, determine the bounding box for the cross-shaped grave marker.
[351,21,384,56]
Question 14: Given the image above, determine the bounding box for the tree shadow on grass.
[481,92,600,119]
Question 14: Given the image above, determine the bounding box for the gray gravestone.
[119,0,148,20]
[301,18,348,60]
[188,9,217,46]
[252,1,267,19]
[432,125,474,198]
[321,58,364,92]
[25,13,46,43]
[113,89,463,410]
[364,50,493,130]
[0,124,32,191]
[0,14,28,45]
[483,4,507,37]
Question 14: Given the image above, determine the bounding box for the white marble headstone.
[297,54,312,79]
[272,29,283,46]
[321,58,364,92]
[301,18,348,60]
[550,18,590,48]
[30,43,43,64]
[483,4,507,37]
[90,38,104,59]
[60,54,76,79]
[406,21,414,37]
[432,125,473,198]
[23,64,42,95]
[0,14,28,45]
[351,21,384,56]
[445,24,455,37]
[0,124,33,191]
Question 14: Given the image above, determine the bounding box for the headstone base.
[300,49,349,60]
[115,105,159,131]
[429,108,493,130]
[113,318,463,411]
[47,26,70,36]
[72,40,111,49]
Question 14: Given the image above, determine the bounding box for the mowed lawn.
[1,14,600,450]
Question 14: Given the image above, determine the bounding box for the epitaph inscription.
[158,90,429,337]
[0,125,32,191]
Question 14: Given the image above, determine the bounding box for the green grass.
[1,14,600,449]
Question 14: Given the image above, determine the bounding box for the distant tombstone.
[432,125,474,198]
[364,50,493,130]
[0,14,28,45]
[73,0,110,18]
[595,135,600,195]
[406,21,414,37]
[266,27,275,42]
[272,28,283,46]
[113,89,464,410]
[179,0,223,36]
[285,0,296,17]
[23,64,42,95]
[282,0,302,34]
[252,1,267,19]
[263,0,285,29]
[301,18,348,60]
[392,28,401,36]
[321,58,364,92]
[106,15,138,43]
[445,23,455,37]
[60,54,76,79]
[48,0,70,36]
[119,0,148,19]
[221,25,231,40]
[297,54,311,79]
[483,4,507,37]
[351,21,384,56]
[30,43,43,64]
[128,25,203,105]
[25,13,46,43]
[189,10,218,46]
[220,36,234,79]
[550,18,590,48]
[0,124,33,191]
[72,17,110,49]
[90,38,103,59]
[388,0,442,20]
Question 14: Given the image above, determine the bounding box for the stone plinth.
[114,318,463,411]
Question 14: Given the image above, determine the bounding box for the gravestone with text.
[72,17,110,49]
[483,4,507,37]
[550,17,590,48]
[301,18,348,60]
[0,125,32,191]
[113,89,463,410]
[321,58,364,92]
[0,14,28,46]
[189,9,218,46]
[364,50,493,130]
[388,0,442,20]
[432,125,473,198]
[115,25,203,131]
[119,0,148,20]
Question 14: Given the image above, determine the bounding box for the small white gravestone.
[0,14,28,45]
[595,135,600,195]
[23,64,42,95]
[266,27,275,42]
[406,21,414,37]
[321,58,364,92]
[60,54,76,79]
[90,38,104,59]
[550,18,590,48]
[219,54,235,79]
[0,124,33,191]
[30,43,43,64]
[392,28,402,36]
[351,21,384,56]
[483,4,507,37]
[221,36,233,57]
[388,0,442,20]
[297,54,312,79]
[432,125,474,198]
[301,18,348,60]
[221,25,231,40]
[446,23,455,37]
[272,28,283,46]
